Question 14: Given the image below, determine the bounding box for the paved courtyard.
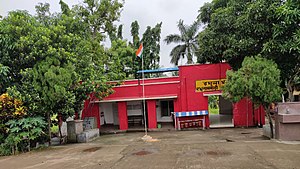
[1,128,300,169]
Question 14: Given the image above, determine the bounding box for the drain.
[241,132,251,135]
[205,150,231,156]
[225,138,235,142]
[82,147,101,152]
[132,150,152,156]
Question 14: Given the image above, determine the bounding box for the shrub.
[5,117,46,154]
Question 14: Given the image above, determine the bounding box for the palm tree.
[164,19,200,65]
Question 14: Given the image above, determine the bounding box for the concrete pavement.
[1,128,300,169]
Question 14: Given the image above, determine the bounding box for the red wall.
[118,102,128,130]
[177,63,230,112]
[147,100,157,129]
[177,63,230,127]
[233,98,265,127]
[104,77,179,101]
[81,94,101,128]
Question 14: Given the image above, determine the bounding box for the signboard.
[83,117,97,130]
[196,79,226,92]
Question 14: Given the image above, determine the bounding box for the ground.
[1,128,300,169]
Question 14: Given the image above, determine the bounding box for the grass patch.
[51,114,58,134]
[51,125,58,134]
[209,108,219,115]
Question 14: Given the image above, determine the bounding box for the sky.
[0,0,211,68]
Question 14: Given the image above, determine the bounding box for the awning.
[173,110,208,117]
[203,91,222,96]
[137,67,179,74]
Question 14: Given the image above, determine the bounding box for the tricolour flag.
[136,44,143,58]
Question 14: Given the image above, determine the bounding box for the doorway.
[99,102,120,133]
[208,95,233,128]
[127,101,146,129]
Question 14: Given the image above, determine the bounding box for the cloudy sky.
[0,0,210,68]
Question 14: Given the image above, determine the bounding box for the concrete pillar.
[67,120,83,143]
[147,100,157,129]
[118,101,128,130]
[91,104,100,129]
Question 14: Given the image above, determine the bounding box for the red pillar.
[147,100,157,129]
[91,104,100,129]
[118,101,128,130]
[205,115,209,128]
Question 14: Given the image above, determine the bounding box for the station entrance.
[208,95,234,128]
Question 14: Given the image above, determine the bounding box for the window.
[127,104,141,110]
[161,100,174,117]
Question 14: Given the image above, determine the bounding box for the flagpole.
[142,52,147,136]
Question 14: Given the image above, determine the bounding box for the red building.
[81,63,265,130]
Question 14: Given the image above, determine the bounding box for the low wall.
[275,102,300,141]
[77,128,100,143]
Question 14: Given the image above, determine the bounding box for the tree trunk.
[286,79,294,102]
[264,105,273,139]
[28,139,30,152]
[47,112,51,145]
[187,47,193,64]
[28,129,31,152]
[58,113,63,144]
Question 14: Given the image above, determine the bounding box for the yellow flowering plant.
[0,93,26,135]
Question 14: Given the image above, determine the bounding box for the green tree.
[129,21,162,74]
[164,19,200,65]
[130,21,140,49]
[73,0,124,41]
[141,22,162,70]
[223,56,281,138]
[0,0,126,144]
[197,0,299,101]
[129,21,141,77]
[263,0,300,101]
[117,24,123,40]
[0,64,9,94]
[0,11,41,89]
[35,2,51,25]
[106,39,135,79]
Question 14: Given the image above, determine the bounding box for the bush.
[5,117,46,154]
[0,143,11,156]
[0,93,27,143]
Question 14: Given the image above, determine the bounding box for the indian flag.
[136,44,143,58]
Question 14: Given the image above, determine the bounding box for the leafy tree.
[117,24,123,40]
[208,95,219,109]
[223,56,281,138]
[106,39,135,78]
[197,0,299,101]
[129,21,142,77]
[130,21,140,49]
[0,64,9,94]
[143,22,162,70]
[23,56,77,141]
[73,0,124,41]
[164,19,200,65]
[128,21,162,75]
[141,22,162,70]
[0,0,126,144]
[263,0,300,101]
[35,2,51,25]
[59,0,71,15]
[0,11,41,89]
